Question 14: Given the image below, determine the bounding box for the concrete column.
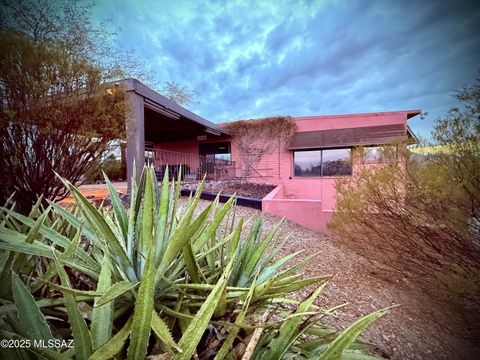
[126,92,145,191]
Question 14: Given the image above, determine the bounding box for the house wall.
[251,112,412,232]
[294,112,406,132]
[155,140,199,155]
[152,111,415,232]
[238,113,410,212]
[153,140,200,176]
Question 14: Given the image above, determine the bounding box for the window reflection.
[293,148,352,177]
[293,150,321,176]
[322,149,352,176]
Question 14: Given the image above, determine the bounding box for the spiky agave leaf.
[0,164,391,360]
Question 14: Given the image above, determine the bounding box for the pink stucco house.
[122,79,420,232]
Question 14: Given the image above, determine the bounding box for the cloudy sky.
[93,0,480,139]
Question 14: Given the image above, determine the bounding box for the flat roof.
[119,78,229,137]
[293,110,422,121]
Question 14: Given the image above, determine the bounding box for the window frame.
[292,149,322,177]
[199,141,232,165]
[292,147,353,178]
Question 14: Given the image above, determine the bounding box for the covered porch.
[122,78,234,188]
[146,148,236,182]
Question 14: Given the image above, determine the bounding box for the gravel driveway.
[190,199,478,360]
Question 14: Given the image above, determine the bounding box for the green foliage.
[0,0,144,213]
[0,27,127,213]
[0,165,387,359]
[11,272,53,343]
[0,0,153,82]
[318,308,391,360]
[85,155,126,183]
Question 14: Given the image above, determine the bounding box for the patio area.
[147,148,236,181]
[122,78,233,188]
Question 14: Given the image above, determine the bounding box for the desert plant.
[0,3,131,213]
[329,80,480,310]
[0,165,388,359]
[84,155,126,183]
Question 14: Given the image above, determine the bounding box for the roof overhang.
[117,78,229,142]
[288,124,410,150]
[406,125,419,144]
[406,110,422,119]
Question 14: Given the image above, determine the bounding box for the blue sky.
[93,0,480,139]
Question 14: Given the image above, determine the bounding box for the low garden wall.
[262,185,332,233]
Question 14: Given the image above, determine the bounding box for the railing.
[146,149,236,181]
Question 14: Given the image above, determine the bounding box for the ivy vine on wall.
[223,116,296,177]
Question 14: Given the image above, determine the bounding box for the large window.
[293,150,321,177]
[293,148,352,177]
[322,149,352,176]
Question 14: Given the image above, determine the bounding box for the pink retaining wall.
[262,185,332,232]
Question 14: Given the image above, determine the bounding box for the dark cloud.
[94,0,480,138]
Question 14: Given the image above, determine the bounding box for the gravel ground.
[189,199,478,360]
[182,180,276,199]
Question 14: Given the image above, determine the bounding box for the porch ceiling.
[121,78,229,143]
[144,107,213,142]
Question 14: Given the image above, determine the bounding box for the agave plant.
[0,165,390,359]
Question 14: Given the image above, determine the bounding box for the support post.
[126,92,145,192]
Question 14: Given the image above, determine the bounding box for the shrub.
[85,155,126,183]
[329,80,480,309]
[0,17,127,214]
[0,165,388,359]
